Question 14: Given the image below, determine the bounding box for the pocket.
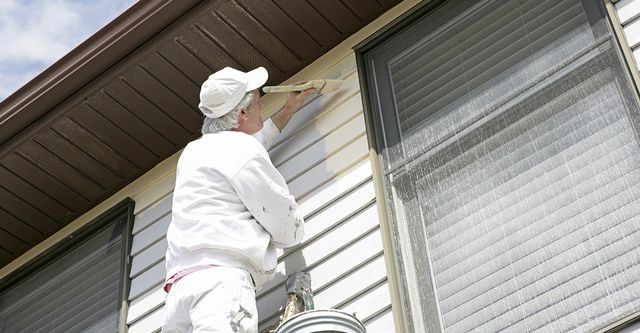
[230,272,258,333]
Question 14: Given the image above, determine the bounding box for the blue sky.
[0,0,134,101]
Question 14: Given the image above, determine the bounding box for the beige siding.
[254,53,391,331]
[125,53,392,333]
[127,193,172,333]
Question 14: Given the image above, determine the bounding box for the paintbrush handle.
[262,80,324,93]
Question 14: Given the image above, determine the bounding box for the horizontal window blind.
[417,76,640,332]
[0,213,129,333]
[388,0,606,171]
[361,0,640,331]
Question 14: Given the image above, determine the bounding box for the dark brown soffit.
[0,0,402,268]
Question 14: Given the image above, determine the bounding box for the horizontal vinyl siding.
[256,53,391,332]
[616,0,640,67]
[127,192,172,333]
[124,53,393,332]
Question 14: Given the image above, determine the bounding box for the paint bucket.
[274,309,366,333]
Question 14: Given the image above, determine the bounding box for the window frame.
[0,198,135,333]
[356,2,446,331]
[355,0,640,332]
[605,0,640,101]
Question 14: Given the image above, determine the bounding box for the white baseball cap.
[198,66,268,118]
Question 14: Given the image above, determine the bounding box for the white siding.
[616,0,640,67]
[124,52,393,333]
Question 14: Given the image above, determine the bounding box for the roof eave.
[0,0,203,148]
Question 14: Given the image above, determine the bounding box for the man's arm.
[253,88,316,149]
[230,152,304,248]
[270,88,316,131]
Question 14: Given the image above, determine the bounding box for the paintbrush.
[262,79,343,94]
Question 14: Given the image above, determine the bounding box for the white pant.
[161,266,258,333]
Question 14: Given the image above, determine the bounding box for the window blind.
[362,0,640,331]
[0,215,128,333]
[387,0,608,171]
[415,76,640,332]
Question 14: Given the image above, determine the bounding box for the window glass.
[361,0,640,331]
[0,203,133,333]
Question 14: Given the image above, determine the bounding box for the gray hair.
[201,92,254,134]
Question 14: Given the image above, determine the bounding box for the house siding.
[125,51,392,332]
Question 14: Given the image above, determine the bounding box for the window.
[358,0,640,332]
[0,200,134,333]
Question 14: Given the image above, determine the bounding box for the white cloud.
[0,0,134,100]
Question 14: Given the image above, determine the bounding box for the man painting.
[162,66,314,333]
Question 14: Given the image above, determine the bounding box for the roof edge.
[0,0,203,145]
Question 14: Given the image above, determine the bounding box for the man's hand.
[271,86,316,131]
[284,87,316,113]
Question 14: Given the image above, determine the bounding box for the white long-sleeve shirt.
[165,119,304,288]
